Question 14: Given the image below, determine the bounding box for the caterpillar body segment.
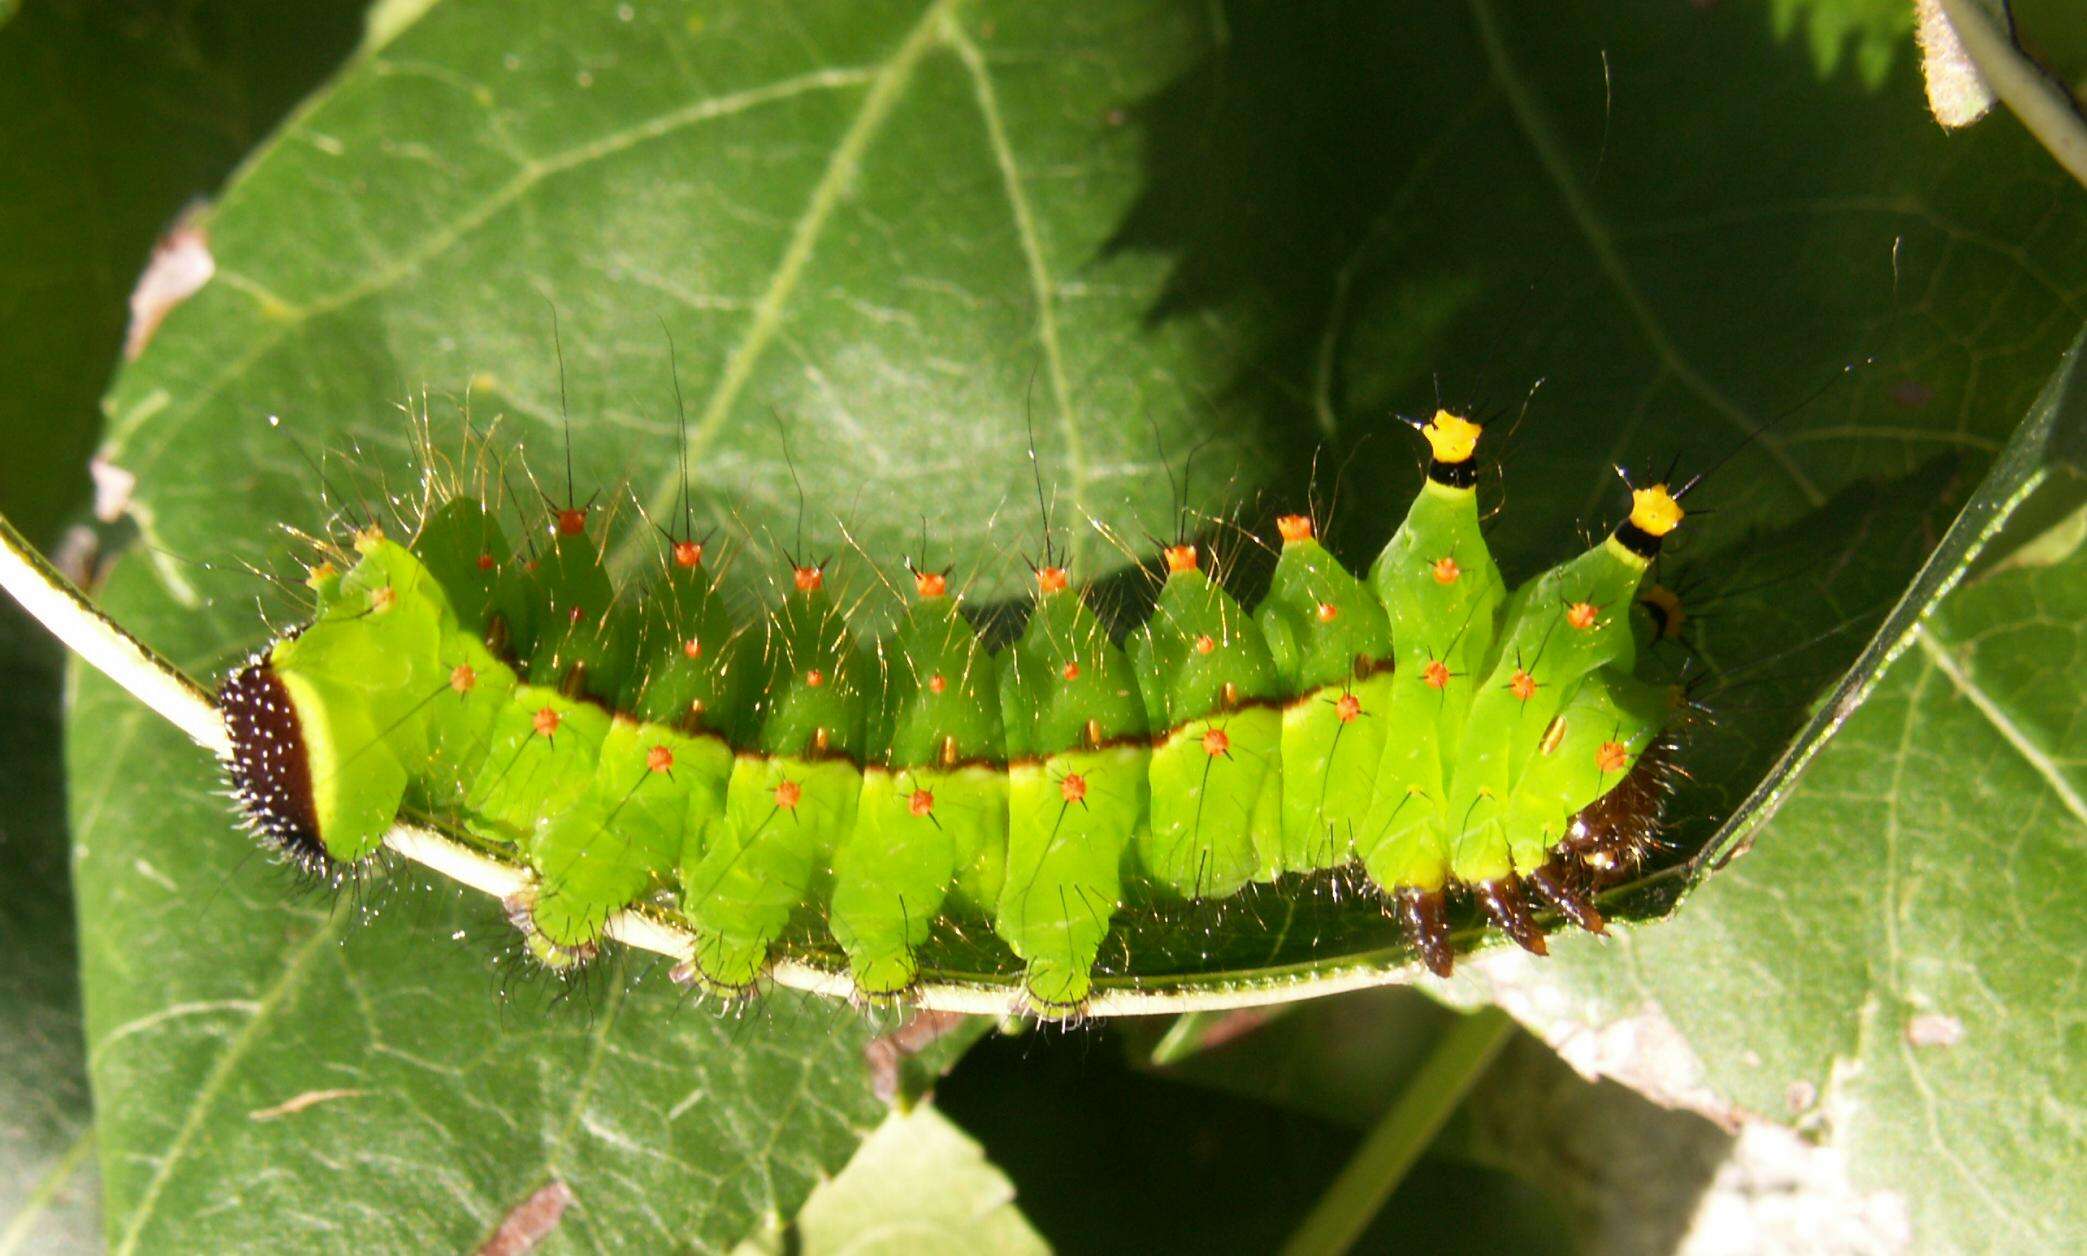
[1356,414,1510,949]
[680,567,870,994]
[829,571,1008,998]
[1254,515,1396,875]
[1128,545,1283,899]
[995,570,1150,1012]
[219,413,1685,1016]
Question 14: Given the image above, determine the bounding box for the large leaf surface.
[71,0,2087,1244]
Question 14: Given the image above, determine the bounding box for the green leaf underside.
[69,0,2087,1246]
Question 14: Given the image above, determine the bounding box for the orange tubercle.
[1316,601,1339,623]
[475,552,496,571]
[1059,772,1087,804]
[1334,693,1362,724]
[1431,556,1460,585]
[370,586,397,614]
[805,668,826,688]
[1509,669,1537,702]
[1194,634,1216,655]
[556,508,587,537]
[928,673,947,694]
[646,744,675,773]
[793,565,824,593]
[1163,544,1198,574]
[1566,602,1599,630]
[673,540,703,568]
[773,779,802,810]
[449,664,476,694]
[914,569,948,599]
[908,788,935,818]
[532,706,561,738]
[1596,740,1629,774]
[1038,566,1070,594]
[682,637,702,660]
[1276,514,1314,544]
[1202,728,1230,757]
[1061,660,1081,682]
[1423,660,1451,690]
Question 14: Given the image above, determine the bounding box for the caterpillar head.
[220,659,330,875]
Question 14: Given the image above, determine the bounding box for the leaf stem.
[1280,1006,1517,1256]
[0,512,225,754]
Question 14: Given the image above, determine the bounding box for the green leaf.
[1450,325,2087,1248]
[1770,0,1915,89]
[65,0,2087,1241]
[0,607,97,1256]
[735,1104,1047,1256]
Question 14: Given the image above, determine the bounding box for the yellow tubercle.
[1629,485,1684,536]
[1422,410,1481,463]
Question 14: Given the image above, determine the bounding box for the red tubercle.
[556,507,587,536]
[1059,772,1087,804]
[1423,660,1450,690]
[1334,693,1362,724]
[1431,556,1460,585]
[646,744,674,773]
[532,706,561,738]
[914,569,948,599]
[476,552,496,571]
[1509,669,1537,702]
[1163,544,1198,574]
[1037,566,1070,594]
[794,565,824,593]
[450,664,476,694]
[928,673,947,694]
[909,788,935,818]
[1194,634,1216,655]
[1061,660,1081,682]
[673,540,704,569]
[682,637,702,660]
[1596,740,1629,774]
[774,779,802,810]
[805,668,826,688]
[1566,601,1599,630]
[1315,601,1339,623]
[1202,728,1229,757]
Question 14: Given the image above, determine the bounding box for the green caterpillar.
[221,411,1682,1015]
